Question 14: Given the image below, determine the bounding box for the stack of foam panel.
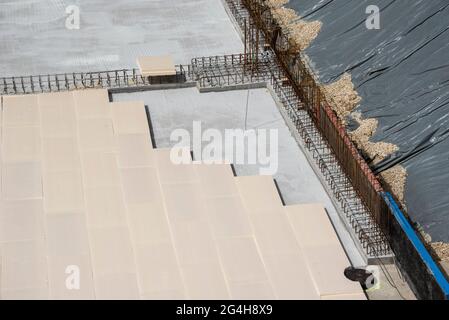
[0,89,365,300]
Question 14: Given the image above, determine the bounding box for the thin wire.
[244,89,250,131]
[371,253,409,300]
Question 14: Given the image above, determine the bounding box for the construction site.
[0,0,448,300]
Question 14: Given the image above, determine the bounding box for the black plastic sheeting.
[286,0,449,242]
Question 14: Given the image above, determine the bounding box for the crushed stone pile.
[271,7,297,28]
[266,0,289,9]
[349,113,398,164]
[268,0,321,52]
[323,73,361,124]
[431,242,449,262]
[348,114,405,204]
[380,165,407,205]
[288,20,322,52]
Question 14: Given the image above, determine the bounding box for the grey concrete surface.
[367,264,416,300]
[0,0,243,77]
[113,87,366,267]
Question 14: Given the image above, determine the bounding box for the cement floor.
[367,264,416,300]
[0,0,243,77]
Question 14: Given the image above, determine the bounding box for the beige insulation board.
[3,95,40,127]
[234,175,283,214]
[235,176,320,300]
[137,56,176,77]
[286,204,366,299]
[195,163,275,300]
[39,92,77,138]
[116,134,154,168]
[73,89,110,119]
[0,89,365,300]
[155,149,230,300]
[111,101,149,135]
[1,95,47,299]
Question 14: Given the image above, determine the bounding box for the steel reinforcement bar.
[0,65,193,95]
[191,53,274,88]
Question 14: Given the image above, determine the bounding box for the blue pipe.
[382,192,449,299]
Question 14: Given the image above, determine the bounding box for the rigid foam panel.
[2,126,41,162]
[47,253,95,300]
[116,134,154,168]
[203,196,252,238]
[169,219,219,266]
[195,163,238,198]
[73,89,110,119]
[155,148,196,184]
[84,186,128,228]
[77,118,115,151]
[181,261,229,300]
[120,167,162,204]
[80,152,120,188]
[286,204,363,297]
[2,162,43,200]
[111,101,149,135]
[42,136,81,172]
[249,210,303,256]
[43,170,85,213]
[3,94,40,127]
[261,253,320,300]
[229,281,276,300]
[160,182,205,223]
[228,281,275,300]
[0,287,49,300]
[39,92,77,138]
[45,213,90,257]
[216,236,269,285]
[126,202,171,245]
[94,273,140,300]
[133,242,185,298]
[0,200,45,243]
[0,240,48,293]
[88,226,136,275]
[137,56,176,77]
[235,176,283,214]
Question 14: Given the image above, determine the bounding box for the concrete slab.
[0,0,243,76]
